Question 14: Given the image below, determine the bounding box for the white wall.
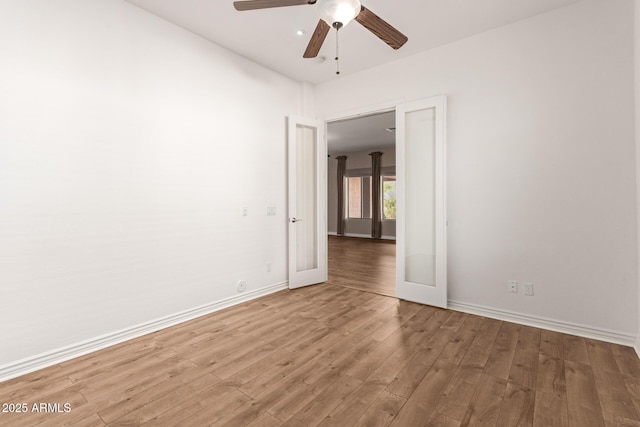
[317,0,638,338]
[328,148,396,238]
[0,0,303,368]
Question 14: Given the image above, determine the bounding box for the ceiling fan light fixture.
[316,0,361,27]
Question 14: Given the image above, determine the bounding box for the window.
[346,176,371,219]
[345,175,396,220]
[382,176,396,220]
[346,174,395,220]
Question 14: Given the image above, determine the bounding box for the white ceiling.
[328,111,395,154]
[125,0,580,84]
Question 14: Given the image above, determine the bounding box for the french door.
[287,116,328,289]
[396,96,447,308]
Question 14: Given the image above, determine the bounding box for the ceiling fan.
[233,0,408,60]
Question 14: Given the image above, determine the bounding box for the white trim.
[0,281,289,383]
[328,231,396,241]
[321,101,400,123]
[448,300,637,347]
[636,338,640,358]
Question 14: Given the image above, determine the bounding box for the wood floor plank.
[586,339,621,375]
[157,388,250,426]
[386,346,442,398]
[282,374,361,426]
[246,413,284,427]
[496,381,535,427]
[439,316,486,366]
[70,348,178,401]
[591,366,639,421]
[390,359,458,426]
[0,374,74,403]
[385,309,466,399]
[267,363,344,422]
[426,412,461,427]
[212,319,316,379]
[347,306,447,384]
[104,373,220,425]
[353,390,406,427]
[484,322,521,380]
[460,318,502,369]
[508,325,541,389]
[369,302,424,342]
[0,366,68,401]
[433,365,483,422]
[70,414,106,426]
[563,335,590,365]
[318,383,386,427]
[625,376,640,419]
[80,356,199,409]
[96,364,210,424]
[330,337,384,374]
[239,333,341,398]
[140,383,238,426]
[366,345,422,387]
[612,345,640,379]
[602,411,640,427]
[540,330,564,359]
[533,391,569,427]
[459,373,507,427]
[536,352,566,394]
[565,360,605,427]
[347,332,412,382]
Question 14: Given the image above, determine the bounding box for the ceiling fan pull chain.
[335,26,340,75]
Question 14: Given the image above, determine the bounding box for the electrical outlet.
[506,280,518,293]
[523,282,534,296]
[236,280,246,293]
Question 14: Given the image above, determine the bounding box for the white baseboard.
[0,281,289,383]
[636,338,640,359]
[448,300,637,348]
[328,232,396,241]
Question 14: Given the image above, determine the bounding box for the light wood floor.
[1,275,640,425]
[329,235,396,297]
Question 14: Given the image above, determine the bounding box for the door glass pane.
[405,107,435,286]
[296,124,318,272]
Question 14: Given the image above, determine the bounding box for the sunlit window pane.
[383,176,396,220]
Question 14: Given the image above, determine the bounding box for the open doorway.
[326,111,397,297]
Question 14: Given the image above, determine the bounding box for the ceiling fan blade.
[233,0,312,11]
[303,20,330,58]
[355,6,408,50]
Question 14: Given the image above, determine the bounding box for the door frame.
[317,96,447,306]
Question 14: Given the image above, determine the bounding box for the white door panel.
[396,96,447,307]
[288,116,327,289]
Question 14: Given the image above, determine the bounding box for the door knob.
[290,218,303,223]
